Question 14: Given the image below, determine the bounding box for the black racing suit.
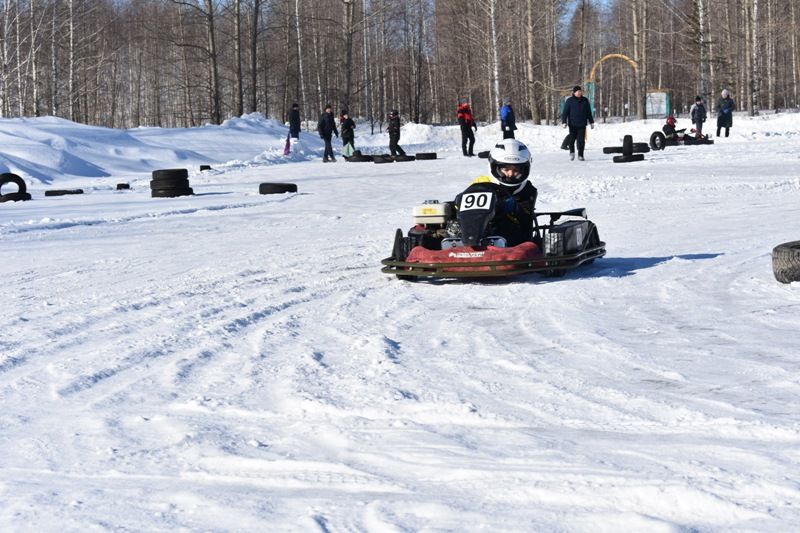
[454,178,538,247]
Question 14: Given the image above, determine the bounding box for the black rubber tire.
[259,182,297,194]
[0,172,28,195]
[773,241,800,284]
[632,142,650,153]
[150,178,190,189]
[116,183,131,190]
[603,146,624,154]
[373,155,395,164]
[392,229,417,280]
[415,152,437,160]
[199,165,212,171]
[612,154,645,163]
[45,189,84,196]
[477,150,490,159]
[347,155,373,162]
[394,155,416,162]
[650,131,666,150]
[622,135,633,156]
[151,187,194,198]
[0,191,32,202]
[152,168,188,180]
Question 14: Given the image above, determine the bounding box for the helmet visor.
[497,164,526,184]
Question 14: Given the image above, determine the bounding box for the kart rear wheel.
[392,229,417,281]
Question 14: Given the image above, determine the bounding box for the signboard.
[646,91,671,118]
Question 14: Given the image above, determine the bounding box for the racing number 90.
[460,192,491,211]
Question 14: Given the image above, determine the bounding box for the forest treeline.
[1,0,796,129]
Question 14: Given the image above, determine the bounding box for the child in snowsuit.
[690,96,707,138]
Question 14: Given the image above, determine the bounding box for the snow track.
[2,116,800,530]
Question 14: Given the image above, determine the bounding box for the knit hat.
[695,95,702,102]
[572,85,582,93]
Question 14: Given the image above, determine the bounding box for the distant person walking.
[499,98,516,139]
[690,96,707,138]
[560,85,595,161]
[716,89,735,138]
[288,103,301,140]
[339,109,356,157]
[387,109,406,157]
[317,104,339,162]
[457,101,478,156]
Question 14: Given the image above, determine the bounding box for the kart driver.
[454,138,538,247]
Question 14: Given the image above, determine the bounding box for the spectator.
[317,104,338,162]
[387,109,406,157]
[288,103,301,140]
[499,98,516,139]
[716,89,735,138]
[690,96,707,138]
[457,101,478,157]
[339,109,356,157]
[560,85,595,161]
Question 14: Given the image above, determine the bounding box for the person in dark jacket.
[317,104,338,162]
[387,109,405,156]
[561,85,595,161]
[499,98,516,139]
[339,109,356,156]
[457,101,478,156]
[288,103,301,140]
[454,138,537,247]
[716,89,735,137]
[690,96,707,138]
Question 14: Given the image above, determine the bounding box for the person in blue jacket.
[561,85,595,161]
[499,98,516,139]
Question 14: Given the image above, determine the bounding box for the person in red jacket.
[457,101,478,157]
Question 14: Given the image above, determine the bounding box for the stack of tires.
[604,135,649,163]
[151,169,193,198]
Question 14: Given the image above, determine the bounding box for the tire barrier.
[0,172,32,203]
[200,165,212,171]
[45,189,84,196]
[606,134,649,163]
[150,168,193,198]
[345,150,374,162]
[259,182,297,194]
[394,155,416,162]
[116,183,131,190]
[373,155,395,164]
[773,241,800,284]
[477,151,490,159]
[415,152,437,160]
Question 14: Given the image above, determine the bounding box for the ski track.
[2,120,800,531]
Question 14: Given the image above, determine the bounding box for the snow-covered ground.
[1,112,800,531]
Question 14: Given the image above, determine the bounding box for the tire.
[477,150,490,159]
[116,183,131,190]
[0,191,32,202]
[394,155,416,162]
[200,165,212,171]
[632,142,650,153]
[772,241,800,283]
[415,152,437,160]
[347,155,373,162]
[373,155,394,164]
[45,189,84,196]
[602,146,624,154]
[612,154,645,163]
[150,178,190,189]
[152,168,188,180]
[0,172,28,194]
[151,187,194,198]
[650,131,666,150]
[259,182,297,194]
[392,229,417,280]
[622,135,633,156]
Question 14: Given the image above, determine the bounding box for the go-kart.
[650,127,714,150]
[381,187,606,280]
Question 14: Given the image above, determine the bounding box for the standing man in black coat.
[387,109,406,157]
[317,104,339,162]
[716,89,735,138]
[561,85,595,161]
[288,103,301,141]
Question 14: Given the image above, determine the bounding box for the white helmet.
[488,139,531,187]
